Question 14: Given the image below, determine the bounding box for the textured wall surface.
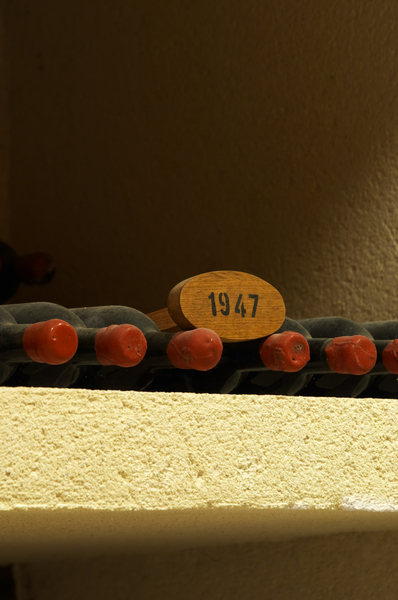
[3,0,398,319]
[14,531,398,600]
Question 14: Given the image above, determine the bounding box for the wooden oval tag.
[167,271,285,341]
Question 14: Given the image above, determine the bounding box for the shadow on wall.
[3,0,398,319]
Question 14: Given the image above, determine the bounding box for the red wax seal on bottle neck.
[23,319,78,365]
[325,335,377,375]
[167,328,223,371]
[95,324,147,367]
[382,339,398,374]
[259,331,310,373]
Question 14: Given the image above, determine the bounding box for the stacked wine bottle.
[0,301,397,397]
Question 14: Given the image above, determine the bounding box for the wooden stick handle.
[146,308,181,332]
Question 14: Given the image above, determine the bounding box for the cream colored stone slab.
[1,387,398,564]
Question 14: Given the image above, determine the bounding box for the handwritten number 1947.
[208,292,258,318]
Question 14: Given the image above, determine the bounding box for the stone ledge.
[1,387,398,563]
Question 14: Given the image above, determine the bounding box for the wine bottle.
[298,317,377,397]
[359,321,398,398]
[230,318,313,395]
[361,321,398,373]
[4,302,147,387]
[0,240,56,303]
[0,305,78,385]
[70,306,223,390]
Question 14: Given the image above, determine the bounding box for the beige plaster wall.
[2,0,398,320]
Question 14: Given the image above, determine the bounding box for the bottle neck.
[299,317,373,339]
[0,323,30,363]
[361,321,398,340]
[71,306,160,336]
[6,302,85,328]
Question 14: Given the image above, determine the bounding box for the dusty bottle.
[0,305,78,385]
[297,317,377,397]
[359,321,398,398]
[5,302,147,387]
[232,319,313,395]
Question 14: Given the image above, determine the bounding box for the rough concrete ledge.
[1,387,398,563]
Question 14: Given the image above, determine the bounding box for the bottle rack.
[0,298,396,398]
